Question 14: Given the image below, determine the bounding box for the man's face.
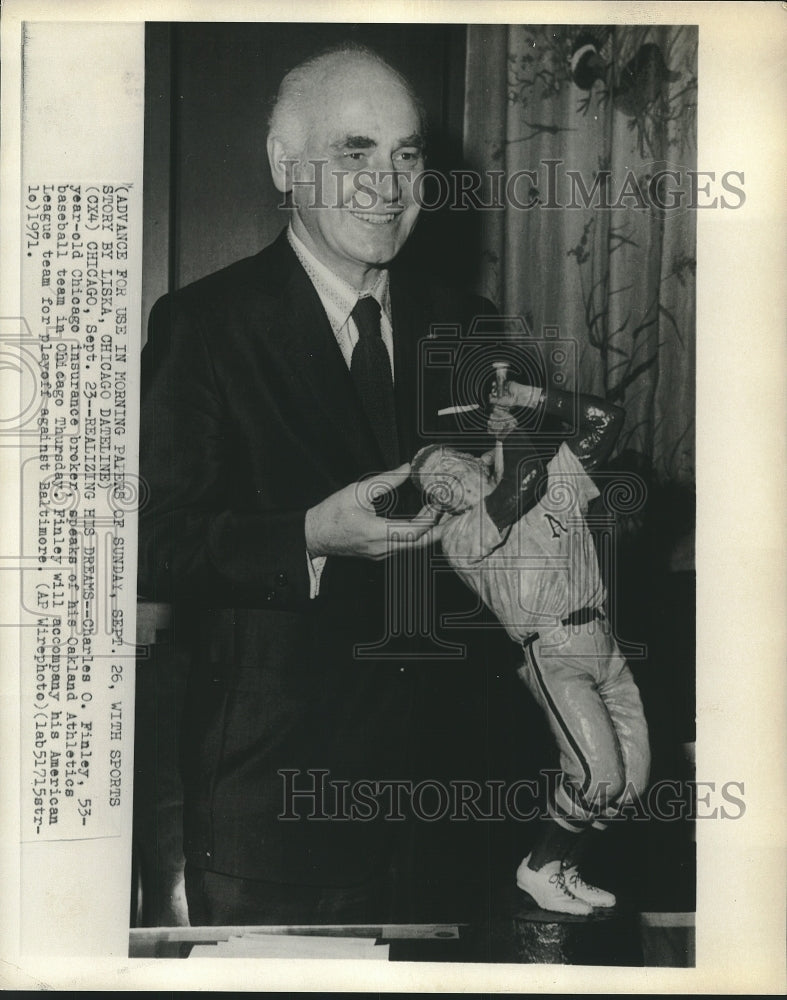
[285,61,424,288]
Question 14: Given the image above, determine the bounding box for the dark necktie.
[350,296,399,466]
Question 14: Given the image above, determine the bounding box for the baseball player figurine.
[411,379,651,916]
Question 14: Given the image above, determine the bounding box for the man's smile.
[348,209,403,225]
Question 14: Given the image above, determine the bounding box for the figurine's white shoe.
[562,865,617,908]
[515,855,593,916]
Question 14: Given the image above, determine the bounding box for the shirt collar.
[287,222,390,329]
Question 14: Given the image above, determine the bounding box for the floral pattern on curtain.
[464,24,697,487]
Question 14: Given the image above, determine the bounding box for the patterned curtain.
[464,24,697,487]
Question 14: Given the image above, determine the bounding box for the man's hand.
[304,463,443,560]
[487,405,518,439]
[487,380,543,437]
[489,379,544,411]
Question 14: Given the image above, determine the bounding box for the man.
[411,379,651,915]
[138,44,493,926]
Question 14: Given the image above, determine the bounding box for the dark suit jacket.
[138,228,500,886]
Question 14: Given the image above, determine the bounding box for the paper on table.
[189,934,390,960]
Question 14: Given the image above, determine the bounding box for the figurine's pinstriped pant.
[516,621,651,831]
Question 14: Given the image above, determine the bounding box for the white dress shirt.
[287,224,394,375]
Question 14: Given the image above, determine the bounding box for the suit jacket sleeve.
[138,292,310,609]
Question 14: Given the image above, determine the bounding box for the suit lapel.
[258,232,437,476]
[270,234,390,473]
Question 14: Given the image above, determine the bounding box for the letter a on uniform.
[544,513,567,538]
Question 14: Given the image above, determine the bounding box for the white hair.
[267,43,426,157]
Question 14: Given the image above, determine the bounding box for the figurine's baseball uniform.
[439,389,650,832]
